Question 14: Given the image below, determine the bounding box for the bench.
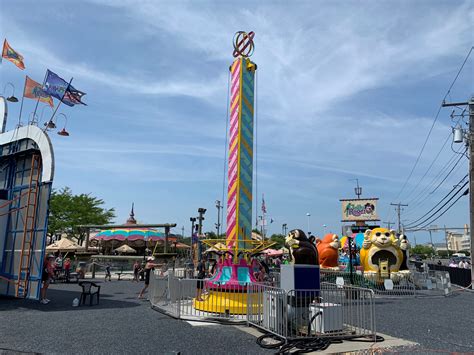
[115,271,135,281]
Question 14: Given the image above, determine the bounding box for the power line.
[412,188,469,231]
[405,174,468,227]
[406,180,469,229]
[429,151,467,195]
[405,146,467,212]
[403,131,452,201]
[394,46,474,200]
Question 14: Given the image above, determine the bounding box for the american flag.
[261,194,267,214]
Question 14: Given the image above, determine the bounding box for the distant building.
[446,224,470,252]
[433,243,447,252]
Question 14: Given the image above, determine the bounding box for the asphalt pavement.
[0,279,272,355]
[373,290,474,353]
[1,278,473,354]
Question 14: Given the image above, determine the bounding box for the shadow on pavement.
[0,288,141,312]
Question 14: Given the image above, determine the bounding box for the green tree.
[269,234,286,249]
[48,187,115,244]
[411,244,435,257]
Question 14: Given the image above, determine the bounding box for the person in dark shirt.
[40,255,55,304]
[138,256,160,299]
[195,257,207,301]
[105,264,112,282]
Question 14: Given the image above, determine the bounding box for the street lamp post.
[190,217,196,263]
[306,213,311,235]
[197,208,206,262]
[215,200,222,238]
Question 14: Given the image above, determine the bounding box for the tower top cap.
[233,31,255,58]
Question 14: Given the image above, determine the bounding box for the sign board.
[340,198,379,222]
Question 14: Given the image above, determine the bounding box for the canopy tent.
[46,238,84,252]
[262,248,283,257]
[204,242,228,254]
[174,242,191,249]
[114,244,137,254]
[92,228,177,242]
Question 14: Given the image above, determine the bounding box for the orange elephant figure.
[316,234,340,269]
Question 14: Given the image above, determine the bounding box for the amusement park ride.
[194,32,412,315]
[195,31,274,314]
[0,95,55,299]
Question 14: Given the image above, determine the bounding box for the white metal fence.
[149,273,376,340]
[247,282,375,340]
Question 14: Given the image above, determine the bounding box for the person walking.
[40,255,55,304]
[133,260,140,282]
[138,257,160,299]
[105,263,112,281]
[63,258,71,282]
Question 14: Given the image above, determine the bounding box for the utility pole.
[442,96,474,288]
[390,203,408,233]
[215,200,222,238]
[282,223,288,236]
[383,221,394,230]
[444,225,450,258]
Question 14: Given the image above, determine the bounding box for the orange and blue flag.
[2,39,25,70]
[24,76,54,108]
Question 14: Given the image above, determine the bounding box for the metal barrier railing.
[177,279,247,323]
[247,283,288,338]
[149,273,376,341]
[247,283,376,340]
[320,269,418,297]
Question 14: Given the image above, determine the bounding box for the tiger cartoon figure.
[316,234,340,269]
[360,228,405,279]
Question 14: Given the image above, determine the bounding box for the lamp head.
[57,128,70,136]
[44,120,56,129]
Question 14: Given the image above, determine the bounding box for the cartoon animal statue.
[285,229,319,265]
[316,234,340,269]
[360,228,404,278]
[398,233,410,271]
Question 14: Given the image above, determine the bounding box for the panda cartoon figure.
[285,229,319,265]
[398,233,410,271]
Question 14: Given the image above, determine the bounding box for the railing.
[413,261,470,288]
[149,273,377,341]
[247,283,376,340]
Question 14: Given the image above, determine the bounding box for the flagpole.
[46,77,73,128]
[17,76,27,127]
[0,39,4,65]
[32,70,50,123]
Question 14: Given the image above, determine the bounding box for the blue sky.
[1,1,473,245]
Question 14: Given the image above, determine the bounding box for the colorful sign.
[341,198,379,222]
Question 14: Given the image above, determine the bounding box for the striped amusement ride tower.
[194,32,272,315]
[226,31,256,258]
